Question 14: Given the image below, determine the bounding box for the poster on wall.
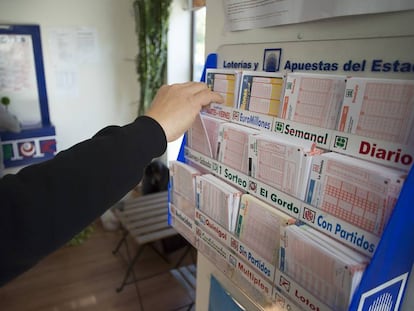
[224,0,414,31]
[0,32,42,128]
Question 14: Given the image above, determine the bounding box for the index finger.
[193,88,224,107]
[180,81,210,94]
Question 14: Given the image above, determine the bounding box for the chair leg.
[116,245,146,292]
[149,243,171,264]
[112,228,128,255]
[174,244,192,269]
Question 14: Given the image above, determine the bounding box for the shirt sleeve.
[0,116,167,286]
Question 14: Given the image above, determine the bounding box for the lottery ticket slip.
[206,68,242,108]
[196,173,243,233]
[280,224,369,311]
[169,161,201,205]
[280,72,346,129]
[217,122,260,175]
[249,132,323,201]
[236,194,296,266]
[187,113,227,160]
[337,77,414,145]
[306,152,406,236]
[238,71,284,116]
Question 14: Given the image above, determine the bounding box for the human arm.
[0,116,166,286]
[0,82,223,286]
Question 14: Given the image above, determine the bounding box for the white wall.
[205,2,414,58]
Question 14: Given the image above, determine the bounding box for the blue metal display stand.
[174,52,413,310]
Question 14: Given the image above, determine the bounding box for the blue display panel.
[175,53,414,310]
[0,24,56,168]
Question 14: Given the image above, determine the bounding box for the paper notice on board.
[47,27,98,98]
[48,27,99,65]
[223,0,414,31]
[0,34,42,127]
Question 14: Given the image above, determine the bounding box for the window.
[192,6,206,82]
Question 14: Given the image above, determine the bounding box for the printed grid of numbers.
[199,180,229,230]
[213,74,236,107]
[222,127,250,174]
[249,77,283,116]
[203,117,223,159]
[322,178,382,234]
[188,115,211,157]
[172,164,195,202]
[240,199,281,264]
[356,82,414,143]
[320,159,389,235]
[294,78,334,127]
[256,139,299,196]
[285,228,337,307]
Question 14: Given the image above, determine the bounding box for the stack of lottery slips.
[187,113,227,159]
[279,224,369,311]
[337,77,414,145]
[238,71,284,116]
[249,132,323,201]
[305,152,406,236]
[280,72,346,129]
[217,122,260,175]
[206,68,242,108]
[235,194,296,268]
[196,174,242,233]
[169,161,201,218]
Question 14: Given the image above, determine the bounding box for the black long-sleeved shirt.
[0,116,167,286]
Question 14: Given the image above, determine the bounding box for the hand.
[145,82,224,142]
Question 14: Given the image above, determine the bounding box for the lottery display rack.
[169,5,414,311]
[169,77,413,310]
